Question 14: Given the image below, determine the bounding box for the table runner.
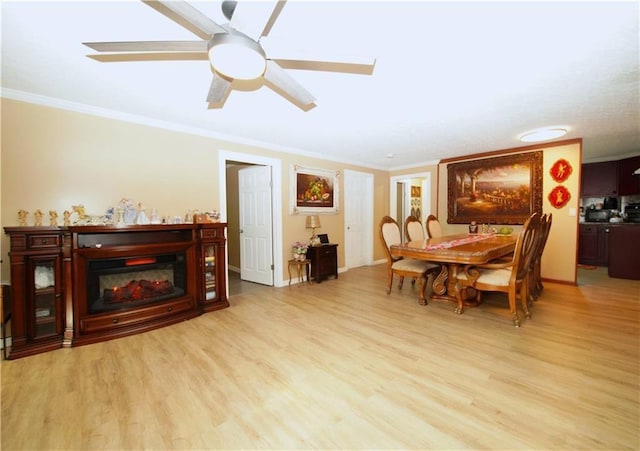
[424,233,494,250]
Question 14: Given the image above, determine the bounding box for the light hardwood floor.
[2,265,639,450]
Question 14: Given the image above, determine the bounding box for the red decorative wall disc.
[548,185,571,209]
[550,158,572,183]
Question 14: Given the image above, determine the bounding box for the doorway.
[390,172,432,240]
[218,151,284,296]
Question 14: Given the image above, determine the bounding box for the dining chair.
[530,213,552,302]
[453,213,539,327]
[379,216,439,305]
[404,215,425,242]
[425,214,442,239]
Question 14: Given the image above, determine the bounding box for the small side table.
[288,259,311,286]
[306,243,338,283]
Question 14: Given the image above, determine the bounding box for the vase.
[294,253,306,262]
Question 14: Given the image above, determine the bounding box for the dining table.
[390,232,517,312]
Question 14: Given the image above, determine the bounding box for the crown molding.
[1,88,392,172]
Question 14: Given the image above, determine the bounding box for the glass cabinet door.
[30,257,59,339]
[204,245,216,301]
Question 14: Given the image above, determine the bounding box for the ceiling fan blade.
[260,36,375,75]
[87,53,208,62]
[142,0,226,40]
[207,72,233,108]
[263,60,315,109]
[229,1,286,41]
[84,41,208,53]
[272,57,376,75]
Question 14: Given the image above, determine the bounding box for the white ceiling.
[2,1,639,170]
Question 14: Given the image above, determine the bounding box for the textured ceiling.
[2,1,639,170]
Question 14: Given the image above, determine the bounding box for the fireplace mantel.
[4,223,228,358]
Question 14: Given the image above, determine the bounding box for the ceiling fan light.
[519,127,568,143]
[208,33,266,80]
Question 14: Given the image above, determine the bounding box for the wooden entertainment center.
[3,223,228,360]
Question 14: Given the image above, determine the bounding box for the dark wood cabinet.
[4,227,67,359]
[306,244,338,283]
[617,156,640,196]
[198,223,229,312]
[608,225,640,279]
[578,224,609,266]
[581,161,618,197]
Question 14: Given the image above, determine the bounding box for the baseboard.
[542,277,577,286]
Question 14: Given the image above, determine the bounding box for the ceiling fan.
[83,0,376,110]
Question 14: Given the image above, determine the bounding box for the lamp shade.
[306,215,321,229]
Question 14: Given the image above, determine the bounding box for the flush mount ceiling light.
[519,127,568,143]
[208,32,266,80]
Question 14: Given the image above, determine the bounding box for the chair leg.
[418,274,427,305]
[398,276,405,290]
[527,270,536,306]
[535,260,544,296]
[386,268,393,294]
[508,285,520,327]
[520,280,531,319]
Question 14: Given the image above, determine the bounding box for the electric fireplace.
[70,225,201,346]
[86,252,186,314]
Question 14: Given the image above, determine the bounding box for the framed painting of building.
[290,165,340,214]
[447,151,543,224]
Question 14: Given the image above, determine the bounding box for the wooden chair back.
[425,215,442,239]
[404,215,425,242]
[515,213,541,282]
[379,216,402,263]
[530,213,552,299]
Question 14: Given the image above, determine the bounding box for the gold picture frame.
[447,151,543,224]
[290,165,340,214]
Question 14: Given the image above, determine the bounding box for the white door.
[344,169,373,269]
[239,165,273,285]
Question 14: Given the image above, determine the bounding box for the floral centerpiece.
[292,241,309,261]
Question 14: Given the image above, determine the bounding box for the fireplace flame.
[104,279,173,303]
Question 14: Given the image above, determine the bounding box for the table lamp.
[306,215,321,246]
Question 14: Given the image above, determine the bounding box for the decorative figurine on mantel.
[120,198,136,224]
[72,204,88,225]
[63,210,72,226]
[104,207,115,225]
[33,210,44,227]
[49,210,58,226]
[134,203,150,225]
[18,209,28,226]
[150,208,161,224]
